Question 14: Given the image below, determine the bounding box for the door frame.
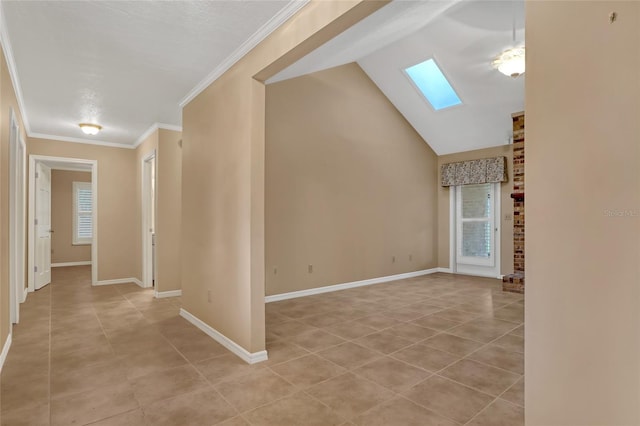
[9,109,26,324]
[28,155,98,290]
[141,149,156,288]
[449,183,501,279]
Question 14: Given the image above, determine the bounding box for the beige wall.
[182,1,387,353]
[265,62,437,296]
[437,145,514,276]
[136,129,182,293]
[0,45,28,348]
[51,170,91,264]
[28,138,140,282]
[156,129,182,293]
[526,1,640,424]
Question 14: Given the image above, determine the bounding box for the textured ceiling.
[269,0,525,155]
[2,0,297,146]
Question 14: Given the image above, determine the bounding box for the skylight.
[405,59,461,111]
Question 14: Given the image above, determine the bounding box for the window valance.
[440,156,507,187]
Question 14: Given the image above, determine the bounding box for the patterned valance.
[441,156,507,187]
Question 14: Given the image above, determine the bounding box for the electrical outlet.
[504,213,513,221]
[207,290,212,303]
[308,264,313,273]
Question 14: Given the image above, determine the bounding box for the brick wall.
[503,112,525,293]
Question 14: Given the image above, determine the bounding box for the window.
[73,181,92,245]
[405,58,462,110]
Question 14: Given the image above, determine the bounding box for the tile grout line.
[89,285,147,422]
[462,379,525,425]
[391,323,524,423]
[117,287,245,422]
[265,276,523,425]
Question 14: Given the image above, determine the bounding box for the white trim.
[453,183,501,277]
[448,270,504,280]
[436,267,453,273]
[9,108,25,325]
[0,6,31,133]
[449,186,456,273]
[91,163,98,286]
[28,155,98,289]
[21,287,27,303]
[155,289,182,299]
[28,132,135,149]
[180,309,268,364]
[141,150,157,289]
[179,0,310,108]
[0,333,12,373]
[95,278,143,287]
[28,124,182,150]
[45,165,92,172]
[265,269,440,303]
[52,261,92,267]
[133,123,183,148]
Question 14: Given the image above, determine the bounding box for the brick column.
[503,112,525,293]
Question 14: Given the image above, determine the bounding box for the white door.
[35,163,52,289]
[9,112,25,323]
[142,153,156,288]
[455,183,500,277]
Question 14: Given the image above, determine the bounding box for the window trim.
[72,181,92,245]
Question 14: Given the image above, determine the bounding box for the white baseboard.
[0,333,12,373]
[180,308,268,364]
[433,268,502,280]
[94,278,144,288]
[155,289,182,299]
[52,261,92,267]
[20,286,27,303]
[265,268,440,303]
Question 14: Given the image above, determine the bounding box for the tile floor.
[0,266,524,425]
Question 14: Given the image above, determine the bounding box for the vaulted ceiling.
[269,0,525,155]
[2,0,524,154]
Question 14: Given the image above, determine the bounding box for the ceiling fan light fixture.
[493,47,525,78]
[79,123,102,135]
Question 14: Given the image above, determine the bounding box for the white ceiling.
[1,0,302,147]
[269,0,525,156]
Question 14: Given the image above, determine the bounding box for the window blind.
[73,182,92,244]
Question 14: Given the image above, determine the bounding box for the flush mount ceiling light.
[493,47,525,78]
[79,123,102,135]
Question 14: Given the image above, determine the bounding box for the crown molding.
[28,132,136,149]
[0,3,31,133]
[157,123,182,132]
[178,0,310,108]
[133,122,183,148]
[29,122,182,151]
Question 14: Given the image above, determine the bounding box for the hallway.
[1,267,524,425]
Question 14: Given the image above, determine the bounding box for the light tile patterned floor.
[0,266,524,425]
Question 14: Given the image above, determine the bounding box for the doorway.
[141,150,156,288]
[451,183,501,278]
[9,109,26,324]
[28,156,98,291]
